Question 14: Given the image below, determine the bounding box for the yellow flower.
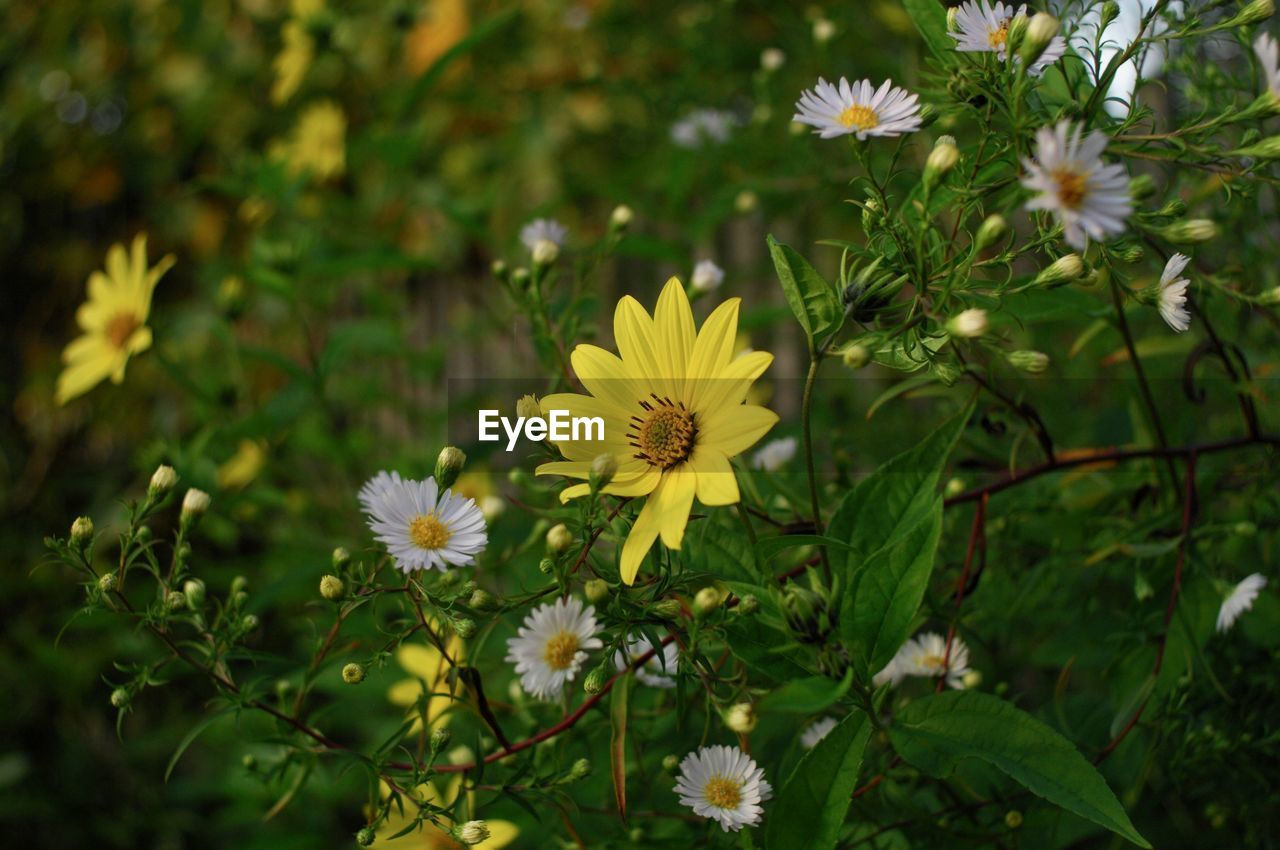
[271,0,325,105]
[387,635,464,735]
[216,439,268,490]
[273,101,347,180]
[404,0,470,77]
[56,234,175,405]
[537,278,777,584]
[371,778,518,850]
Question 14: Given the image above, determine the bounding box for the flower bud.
[356,827,376,847]
[945,477,967,497]
[650,598,683,620]
[1129,173,1156,200]
[1007,350,1049,374]
[149,464,178,497]
[242,753,257,770]
[1160,219,1217,244]
[690,259,725,293]
[429,727,452,754]
[1004,810,1024,829]
[1116,244,1145,264]
[1230,0,1274,26]
[320,575,345,600]
[962,670,983,689]
[532,238,559,266]
[454,821,490,846]
[546,523,574,554]
[725,702,757,734]
[332,547,351,569]
[923,136,959,188]
[181,488,211,522]
[974,214,1008,251]
[946,308,988,338]
[609,204,633,230]
[490,259,508,280]
[1262,285,1280,305]
[781,584,833,643]
[232,590,249,608]
[98,572,118,593]
[451,617,477,639]
[841,343,871,369]
[1233,520,1258,537]
[516,394,542,421]
[217,275,247,317]
[510,267,530,289]
[1100,1,1120,28]
[694,586,723,616]
[590,453,618,490]
[734,190,758,214]
[569,757,592,780]
[1233,135,1280,159]
[760,47,786,72]
[1005,14,1029,55]
[71,516,94,547]
[735,594,759,615]
[1033,253,1084,287]
[242,613,259,631]
[166,590,186,610]
[662,754,680,772]
[434,446,466,490]
[584,578,610,603]
[110,688,130,708]
[342,663,365,684]
[468,588,498,611]
[946,7,959,30]
[231,575,249,594]
[1020,13,1059,66]
[538,557,556,575]
[861,197,881,232]
[813,17,836,42]
[183,578,206,608]
[583,665,608,694]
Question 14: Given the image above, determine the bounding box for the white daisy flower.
[886,631,972,689]
[674,745,773,832]
[690,259,725,293]
[1022,120,1132,250]
[751,437,798,472]
[949,1,1067,75]
[614,634,679,688]
[1217,573,1267,633]
[1255,33,1280,99]
[800,716,838,749]
[520,218,568,251]
[670,109,737,148]
[871,655,905,688]
[793,77,922,140]
[361,472,488,573]
[505,597,603,700]
[1157,253,1191,333]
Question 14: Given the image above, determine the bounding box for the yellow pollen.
[921,653,947,671]
[1052,168,1089,209]
[703,776,743,810]
[838,104,879,131]
[105,312,142,350]
[988,21,1009,49]
[543,631,580,670]
[628,396,696,469]
[408,513,451,550]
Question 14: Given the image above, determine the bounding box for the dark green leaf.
[902,0,955,58]
[767,235,842,343]
[757,669,853,714]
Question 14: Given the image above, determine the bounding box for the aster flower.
[272,101,346,180]
[674,745,772,832]
[1156,253,1191,333]
[691,259,725,293]
[505,597,603,700]
[670,109,737,148]
[1217,573,1267,633]
[614,634,679,688]
[1255,33,1280,99]
[751,437,798,472]
[1022,120,1131,249]
[949,1,1067,75]
[520,218,569,251]
[56,234,175,405]
[793,77,922,140]
[536,278,777,584]
[800,716,838,749]
[884,631,972,689]
[361,472,488,572]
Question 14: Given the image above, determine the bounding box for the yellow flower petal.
[654,469,696,548]
[55,349,116,404]
[387,678,423,708]
[569,344,645,414]
[689,447,739,506]
[397,643,445,680]
[699,404,779,457]
[620,479,668,584]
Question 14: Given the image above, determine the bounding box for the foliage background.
[3,0,1279,848]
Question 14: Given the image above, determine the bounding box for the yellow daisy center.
[703,776,743,810]
[408,513,451,550]
[628,396,696,469]
[988,21,1010,49]
[838,104,879,131]
[920,653,947,672]
[543,631,580,670]
[1052,168,1089,209]
[105,312,142,350]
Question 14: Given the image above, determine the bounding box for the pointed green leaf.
[903,0,956,58]
[767,235,842,343]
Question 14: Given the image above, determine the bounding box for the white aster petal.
[793,76,922,141]
[1217,573,1267,633]
[506,597,603,700]
[673,745,772,832]
[520,218,569,251]
[800,716,838,749]
[360,471,488,573]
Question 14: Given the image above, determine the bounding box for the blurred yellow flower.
[271,0,325,105]
[56,235,175,405]
[371,778,518,849]
[537,278,777,584]
[405,0,470,77]
[387,634,463,735]
[217,439,268,490]
[273,101,347,180]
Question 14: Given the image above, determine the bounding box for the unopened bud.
[662,754,680,772]
[110,688,130,708]
[181,488,211,521]
[71,516,94,547]
[946,308,988,338]
[923,136,959,188]
[1100,1,1120,28]
[242,753,257,770]
[735,594,759,615]
[1007,350,1050,374]
[451,617,477,639]
[760,47,786,72]
[510,267,530,288]
[1033,253,1084,287]
[1261,285,1280,305]
[516,394,542,422]
[694,586,723,616]
[232,590,249,608]
[690,259,725,293]
[1116,244,1145,264]
[183,578,206,608]
[861,197,881,232]
[1231,0,1275,26]
[734,190,758,214]
[584,578,610,603]
[356,826,376,847]
[241,613,259,630]
[166,590,186,610]
[453,821,490,846]
[841,343,871,369]
[583,666,608,694]
[1160,219,1217,244]
[945,477,966,497]
[782,584,833,643]
[538,557,556,575]
[962,670,983,689]
[434,446,466,490]
[1021,13,1059,66]
[1233,521,1258,537]
[546,523,574,554]
[1129,173,1156,200]
[609,204,633,230]
[651,598,683,620]
[149,464,178,497]
[320,575,346,600]
[813,17,836,42]
[231,575,249,594]
[468,588,498,611]
[429,727,452,753]
[974,214,1008,251]
[532,238,559,266]
[332,547,351,569]
[98,572,118,593]
[569,757,592,780]
[1004,810,1024,829]
[490,259,507,280]
[725,702,758,734]
[341,663,365,684]
[590,453,618,490]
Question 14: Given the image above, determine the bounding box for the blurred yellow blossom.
[217,439,268,490]
[271,0,325,104]
[387,633,464,735]
[405,0,470,77]
[371,777,518,849]
[272,101,347,179]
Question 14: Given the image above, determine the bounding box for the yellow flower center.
[1052,168,1089,209]
[703,776,743,810]
[543,631,580,670]
[408,513,451,550]
[105,312,142,350]
[838,104,879,131]
[988,21,1010,49]
[920,653,947,672]
[629,396,697,469]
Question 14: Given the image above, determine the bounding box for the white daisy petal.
[1021,119,1131,249]
[673,745,770,832]
[1157,253,1193,333]
[877,631,973,689]
[506,597,603,700]
[614,634,679,688]
[800,717,838,749]
[751,436,798,472]
[360,471,488,573]
[520,218,569,251]
[793,76,922,141]
[1217,573,1267,633]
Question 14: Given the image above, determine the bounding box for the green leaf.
[890,691,1151,848]
[764,710,872,850]
[841,504,942,676]
[610,671,631,819]
[722,616,815,684]
[757,669,853,714]
[767,235,842,343]
[902,0,955,58]
[690,521,761,584]
[165,708,234,782]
